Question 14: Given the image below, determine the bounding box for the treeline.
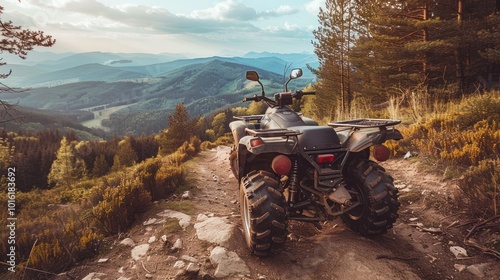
[310,0,500,120]
[0,129,158,191]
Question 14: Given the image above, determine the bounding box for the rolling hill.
[0,52,317,136]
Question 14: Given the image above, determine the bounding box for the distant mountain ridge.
[4,51,317,88]
[1,51,318,136]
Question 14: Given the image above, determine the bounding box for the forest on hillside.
[308,0,499,121]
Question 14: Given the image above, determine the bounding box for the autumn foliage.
[387,92,500,214]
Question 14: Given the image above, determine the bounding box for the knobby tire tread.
[240,170,287,256]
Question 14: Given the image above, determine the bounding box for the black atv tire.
[341,159,399,235]
[240,170,288,256]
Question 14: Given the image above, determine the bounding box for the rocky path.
[57,147,499,280]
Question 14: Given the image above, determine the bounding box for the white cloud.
[1,0,318,55]
[305,0,324,14]
[187,0,257,21]
[260,5,299,18]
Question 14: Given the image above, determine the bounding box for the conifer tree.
[114,137,138,168]
[311,0,358,120]
[159,103,190,155]
[0,5,55,122]
[0,137,13,188]
[48,137,84,187]
[0,137,13,172]
[478,12,500,67]
[92,154,109,178]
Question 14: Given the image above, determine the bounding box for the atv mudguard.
[229,120,298,180]
[337,127,403,152]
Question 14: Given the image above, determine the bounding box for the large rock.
[119,238,136,247]
[157,210,192,230]
[194,217,236,247]
[131,244,149,260]
[210,246,250,278]
[216,145,231,160]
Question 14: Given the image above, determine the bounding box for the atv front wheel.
[240,170,288,256]
[342,160,399,235]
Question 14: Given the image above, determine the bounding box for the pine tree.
[115,137,138,167]
[311,0,358,120]
[92,154,109,178]
[48,137,84,187]
[0,5,55,122]
[159,103,190,155]
[478,11,500,73]
[0,137,13,172]
[354,0,497,98]
[0,137,13,189]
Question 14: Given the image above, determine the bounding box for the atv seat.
[289,126,342,150]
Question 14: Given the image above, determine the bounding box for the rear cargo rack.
[328,118,401,128]
[233,115,264,122]
[245,128,301,138]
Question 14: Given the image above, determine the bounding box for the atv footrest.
[245,128,301,138]
[328,118,401,128]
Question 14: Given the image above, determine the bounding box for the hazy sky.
[2,0,324,56]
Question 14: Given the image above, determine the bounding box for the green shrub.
[461,159,500,215]
[200,141,217,151]
[155,164,185,197]
[134,157,163,200]
[92,177,151,234]
[215,133,233,146]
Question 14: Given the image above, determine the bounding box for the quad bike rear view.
[229,68,402,256]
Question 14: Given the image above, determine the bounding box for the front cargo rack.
[328,118,401,128]
[245,128,301,138]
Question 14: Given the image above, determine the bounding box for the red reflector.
[317,154,335,164]
[373,145,390,162]
[272,155,292,175]
[250,138,264,147]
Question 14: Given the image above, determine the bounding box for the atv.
[229,68,402,256]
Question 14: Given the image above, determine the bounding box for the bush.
[200,141,217,151]
[155,165,185,196]
[215,133,233,146]
[461,159,500,215]
[388,91,500,215]
[134,157,163,200]
[92,177,151,234]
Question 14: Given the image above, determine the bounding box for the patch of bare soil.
[57,147,499,280]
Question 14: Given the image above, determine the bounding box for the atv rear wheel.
[341,160,399,235]
[240,170,288,256]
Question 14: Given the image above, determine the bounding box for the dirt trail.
[58,147,499,280]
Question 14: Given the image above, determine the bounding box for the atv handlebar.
[243,90,315,104]
[293,90,315,99]
[243,95,273,103]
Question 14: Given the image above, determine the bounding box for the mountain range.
[0,51,318,136]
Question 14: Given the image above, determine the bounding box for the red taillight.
[373,145,390,162]
[250,138,264,147]
[272,155,292,175]
[316,154,335,164]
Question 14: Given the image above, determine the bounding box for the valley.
[0,51,318,136]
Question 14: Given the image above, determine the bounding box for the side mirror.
[290,68,302,79]
[246,71,260,81]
